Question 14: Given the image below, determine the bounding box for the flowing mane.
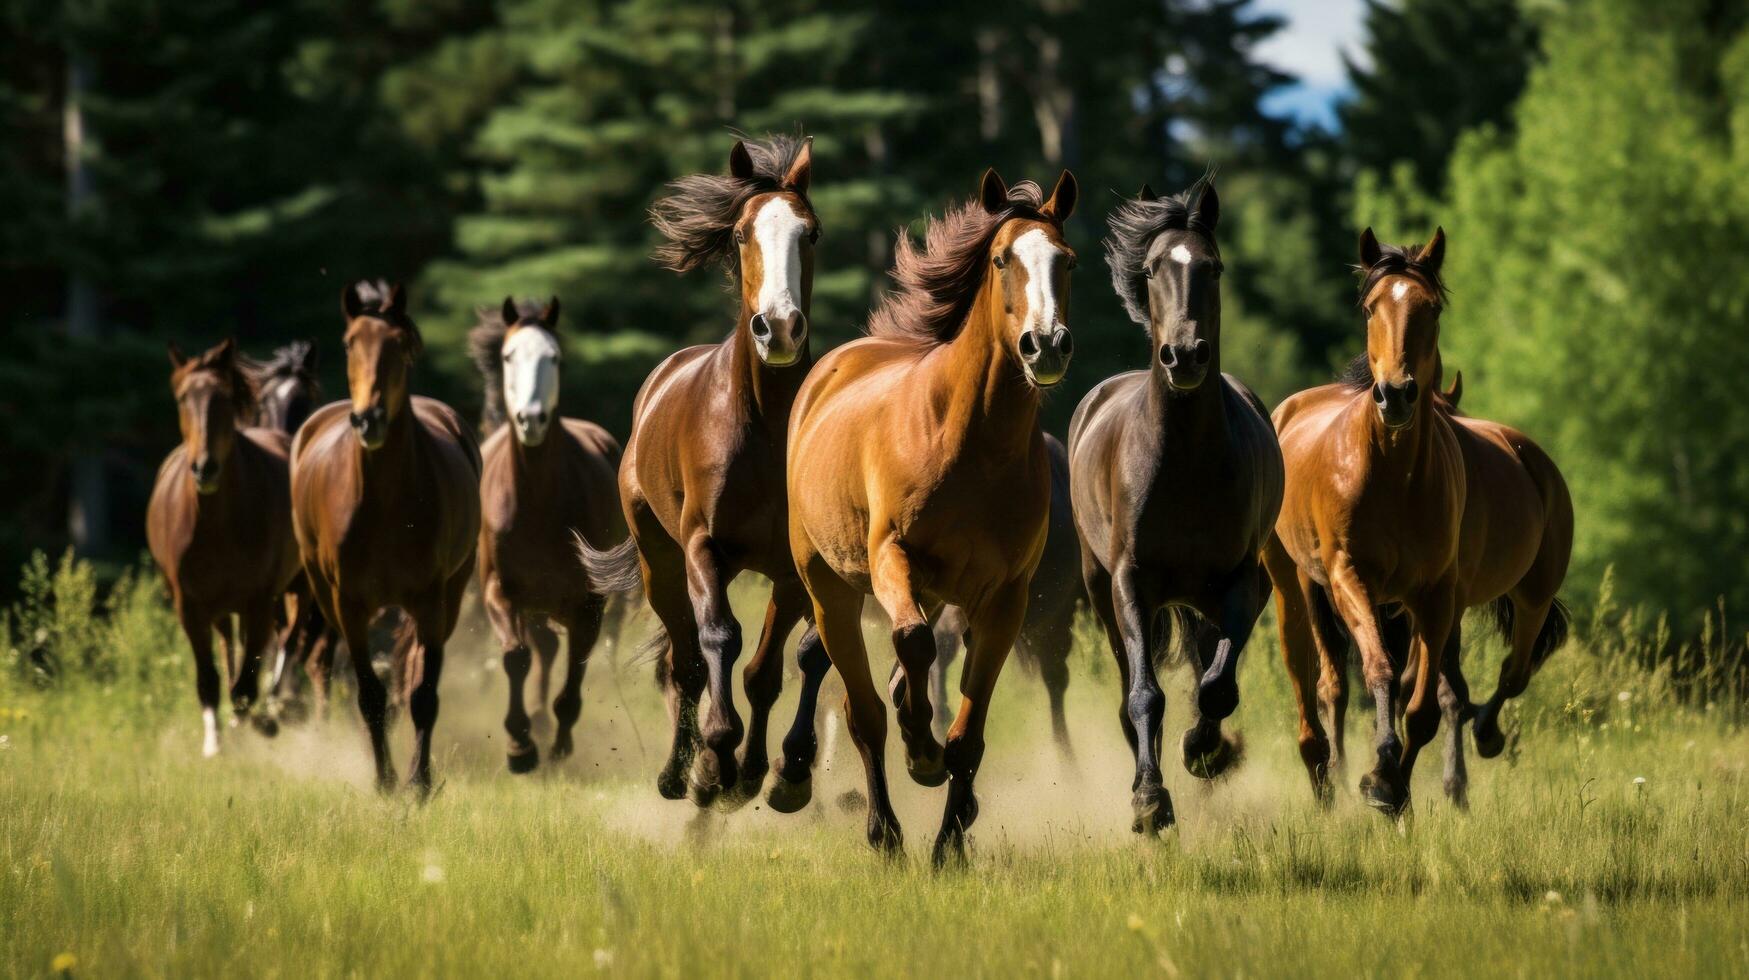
[650,134,815,274]
[1102,179,1218,327]
[866,181,1051,346]
[468,298,550,436]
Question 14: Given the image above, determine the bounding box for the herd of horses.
[145,133,1573,863]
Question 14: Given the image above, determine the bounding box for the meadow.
[2,554,1745,977]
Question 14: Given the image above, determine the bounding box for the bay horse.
[1264,228,1572,814]
[1069,178,1283,833]
[147,338,299,755]
[578,135,827,809]
[472,296,625,773]
[290,280,481,793]
[787,168,1078,862]
[925,432,1081,754]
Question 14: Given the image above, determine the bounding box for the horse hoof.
[907,755,948,788]
[1474,725,1506,759]
[724,763,766,809]
[549,737,573,763]
[1444,778,1469,811]
[1130,786,1174,835]
[1197,674,1240,720]
[507,746,541,774]
[867,820,904,855]
[251,714,280,738]
[1359,771,1408,816]
[689,778,722,810]
[765,774,813,814]
[657,769,688,801]
[932,835,967,869]
[1182,728,1244,780]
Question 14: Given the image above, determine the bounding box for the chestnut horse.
[291,281,481,792]
[472,296,625,773]
[925,432,1081,754]
[1264,229,1572,814]
[147,339,299,755]
[787,168,1077,862]
[579,135,827,809]
[1069,179,1283,833]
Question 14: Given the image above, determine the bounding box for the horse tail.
[575,533,645,599]
[1487,594,1572,670]
[1154,606,1200,670]
[467,306,511,438]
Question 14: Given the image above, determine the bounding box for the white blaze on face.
[202,707,220,758]
[752,196,806,324]
[1170,244,1194,265]
[1392,280,1412,302]
[1012,228,1065,334]
[502,326,561,443]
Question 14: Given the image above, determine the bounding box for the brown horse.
[472,296,625,773]
[290,280,481,792]
[1265,228,1572,814]
[578,135,827,809]
[1069,179,1283,833]
[787,168,1077,863]
[147,339,299,755]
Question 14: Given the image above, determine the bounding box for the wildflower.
[1127,913,1146,932]
[1633,777,1647,787]
[593,948,615,970]
[1616,690,1632,703]
[1543,890,1563,905]
[52,952,77,974]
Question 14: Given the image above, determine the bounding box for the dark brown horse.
[1265,229,1572,814]
[925,432,1081,754]
[472,296,625,773]
[787,168,1077,862]
[579,135,827,809]
[290,281,481,792]
[1069,179,1283,833]
[147,339,299,755]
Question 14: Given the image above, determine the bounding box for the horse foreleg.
[1083,555,1137,757]
[404,583,457,798]
[177,600,224,758]
[1110,565,1169,835]
[934,579,1026,867]
[483,576,537,773]
[807,566,901,853]
[1182,562,1267,780]
[682,534,743,806]
[641,543,702,802]
[766,620,828,813]
[335,596,395,791]
[1395,583,1456,813]
[527,620,561,739]
[728,578,806,808]
[551,598,605,763]
[236,601,280,737]
[1263,535,1331,802]
[871,538,946,789]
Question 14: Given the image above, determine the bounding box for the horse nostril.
[1403,379,1420,403]
[1055,331,1073,357]
[793,313,809,339]
[1373,383,1388,406]
[1159,345,1177,368]
[750,313,772,340]
[1018,330,1041,359]
[1192,340,1211,365]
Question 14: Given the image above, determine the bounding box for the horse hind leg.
[1262,535,1332,804]
[483,578,538,773]
[929,607,967,742]
[640,541,704,802]
[933,579,1026,867]
[177,601,225,758]
[725,578,807,809]
[1308,586,1351,771]
[810,567,902,854]
[551,599,606,763]
[527,621,562,739]
[237,601,281,737]
[1475,595,1561,759]
[1438,623,1471,808]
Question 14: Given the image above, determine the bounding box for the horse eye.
[808,228,821,245]
[993,255,1006,270]
[503,354,512,364]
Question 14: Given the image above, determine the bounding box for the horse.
[925,432,1081,754]
[786,167,1078,863]
[1068,178,1284,833]
[290,280,481,793]
[146,338,300,756]
[1263,228,1572,814]
[578,135,828,810]
[471,296,626,773]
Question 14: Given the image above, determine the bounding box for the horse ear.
[341,283,365,321]
[207,337,235,365]
[501,296,520,328]
[1192,179,1220,233]
[1042,169,1077,223]
[168,342,187,369]
[782,137,812,193]
[385,282,408,319]
[544,296,561,331]
[979,168,1010,214]
[299,342,319,374]
[729,140,755,180]
[1417,226,1446,274]
[1138,183,1157,202]
[1359,227,1383,269]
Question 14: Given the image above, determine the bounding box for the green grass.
[2,558,1747,977]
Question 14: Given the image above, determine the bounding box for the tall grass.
[2,551,1746,977]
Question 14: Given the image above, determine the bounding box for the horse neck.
[727,294,810,428]
[1146,357,1228,448]
[358,400,424,488]
[508,423,561,485]
[938,280,1041,462]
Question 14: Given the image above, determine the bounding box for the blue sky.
[1251,0,1367,130]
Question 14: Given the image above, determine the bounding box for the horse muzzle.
[1160,339,1211,392]
[350,407,388,450]
[750,310,807,367]
[513,408,551,446]
[1020,326,1073,387]
[190,458,221,495]
[1373,378,1419,430]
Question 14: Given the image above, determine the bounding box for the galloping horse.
[926,432,1081,754]
[291,281,481,792]
[147,339,299,755]
[1069,179,1283,833]
[472,297,625,773]
[579,135,827,808]
[787,168,1077,862]
[1265,229,1572,813]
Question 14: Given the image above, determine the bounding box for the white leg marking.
[202,707,221,758]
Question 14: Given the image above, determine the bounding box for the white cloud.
[1252,0,1369,89]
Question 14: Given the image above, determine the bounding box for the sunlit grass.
[2,561,1746,976]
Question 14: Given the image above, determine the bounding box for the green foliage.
[1356,0,1749,633]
